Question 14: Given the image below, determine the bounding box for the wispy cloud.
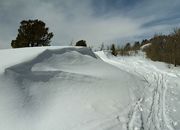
[0,0,180,48]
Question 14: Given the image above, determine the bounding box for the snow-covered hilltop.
[0,46,179,130]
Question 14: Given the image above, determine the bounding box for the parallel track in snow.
[145,74,174,130]
[96,52,175,130]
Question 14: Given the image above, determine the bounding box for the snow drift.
[0,47,145,130]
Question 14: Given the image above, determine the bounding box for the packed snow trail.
[96,51,180,130]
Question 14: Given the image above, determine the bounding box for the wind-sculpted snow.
[0,47,145,130]
[4,47,97,85]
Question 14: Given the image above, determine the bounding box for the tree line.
[10,19,180,66]
[108,29,180,67]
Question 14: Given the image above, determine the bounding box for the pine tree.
[11,19,53,48]
[111,44,117,56]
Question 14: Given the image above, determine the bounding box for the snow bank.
[0,47,145,130]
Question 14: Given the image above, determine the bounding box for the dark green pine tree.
[11,19,53,48]
[111,44,117,56]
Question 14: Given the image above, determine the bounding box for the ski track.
[97,53,176,130]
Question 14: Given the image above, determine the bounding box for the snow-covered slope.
[1,47,180,130]
[96,51,180,130]
[0,47,145,130]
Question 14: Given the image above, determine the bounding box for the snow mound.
[5,47,97,75]
[0,47,145,130]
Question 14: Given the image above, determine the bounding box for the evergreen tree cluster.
[109,41,141,56]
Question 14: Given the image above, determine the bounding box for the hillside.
[0,47,146,130]
[0,47,180,130]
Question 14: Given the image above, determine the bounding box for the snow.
[0,46,145,130]
[140,43,152,50]
[0,46,72,73]
[0,46,180,130]
[95,51,180,130]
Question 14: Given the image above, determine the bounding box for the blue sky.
[0,0,180,48]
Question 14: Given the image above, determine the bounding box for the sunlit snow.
[0,47,179,130]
